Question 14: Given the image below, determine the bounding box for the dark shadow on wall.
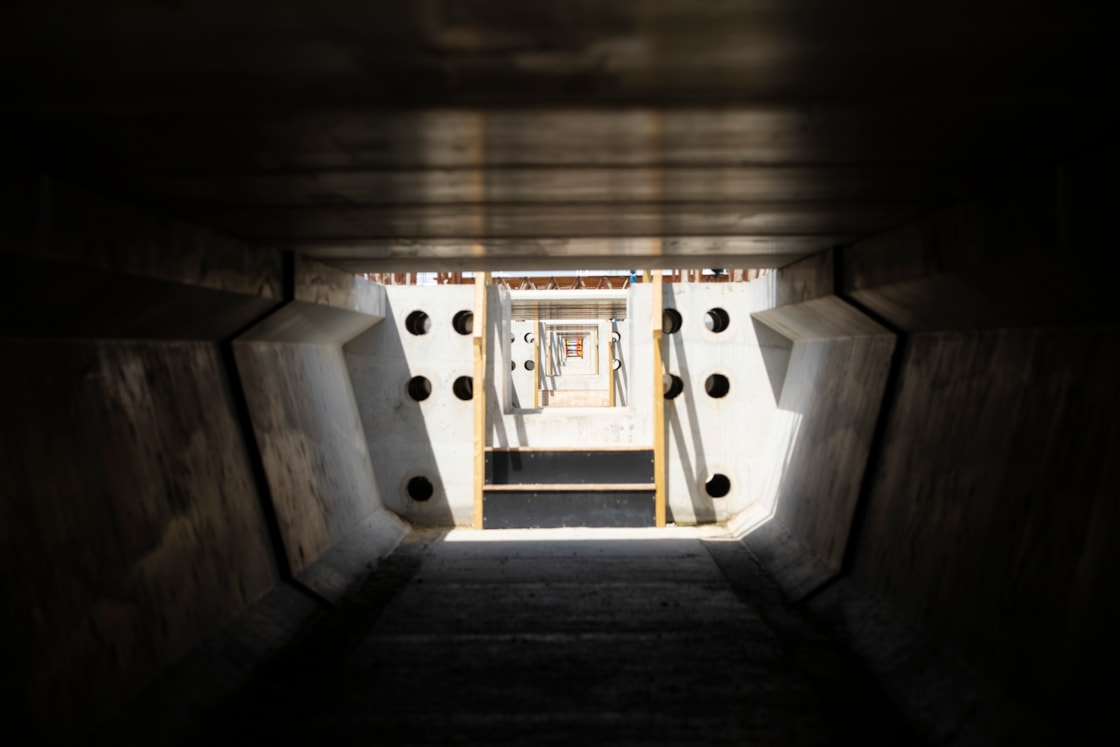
[751,316,793,405]
[344,292,458,527]
[663,284,715,524]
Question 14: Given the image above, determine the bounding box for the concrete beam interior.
[3,3,1117,742]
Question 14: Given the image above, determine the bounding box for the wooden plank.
[472,270,489,529]
[486,445,655,453]
[652,269,666,527]
[484,483,656,492]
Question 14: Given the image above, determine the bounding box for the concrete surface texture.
[180,528,920,746]
[233,257,404,577]
[0,339,279,731]
[345,284,478,525]
[2,3,1119,744]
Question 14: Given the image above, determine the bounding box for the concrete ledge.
[1,170,281,297]
[238,257,386,345]
[804,576,1053,746]
[98,582,323,742]
[295,509,410,604]
[840,154,1120,330]
[740,520,836,602]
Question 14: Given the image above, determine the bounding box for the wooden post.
[652,270,666,527]
[472,272,489,529]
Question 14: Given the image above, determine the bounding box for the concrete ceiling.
[1,1,1111,271]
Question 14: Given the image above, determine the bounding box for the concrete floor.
[183,527,917,746]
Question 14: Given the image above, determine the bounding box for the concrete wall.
[662,282,762,524]
[234,257,407,582]
[346,284,477,526]
[746,250,896,588]
[829,162,1119,730]
[0,171,285,735]
[744,156,1120,737]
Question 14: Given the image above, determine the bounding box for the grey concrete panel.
[840,159,1120,330]
[294,511,409,603]
[0,170,281,299]
[233,341,402,574]
[3,254,280,340]
[103,582,322,738]
[752,295,891,341]
[345,285,477,525]
[0,339,279,738]
[234,301,381,346]
[292,255,385,318]
[769,335,895,572]
[850,327,1120,721]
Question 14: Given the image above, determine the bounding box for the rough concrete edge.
[97,581,325,743]
[740,519,838,602]
[0,169,282,299]
[295,508,412,604]
[803,576,1057,747]
[741,522,1054,745]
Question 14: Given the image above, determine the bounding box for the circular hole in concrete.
[405,310,431,336]
[407,376,432,401]
[662,308,682,334]
[663,373,684,399]
[453,310,474,335]
[704,307,730,333]
[407,475,434,502]
[612,358,622,371]
[524,332,535,344]
[524,360,536,371]
[705,373,730,398]
[705,473,731,498]
[453,375,474,400]
[511,361,516,371]
[611,331,621,343]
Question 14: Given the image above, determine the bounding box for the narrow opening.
[453,376,474,400]
[524,360,536,371]
[704,307,730,333]
[705,374,730,398]
[662,308,682,334]
[405,310,431,336]
[663,373,684,399]
[453,310,474,335]
[407,376,432,401]
[407,475,434,502]
[705,473,731,498]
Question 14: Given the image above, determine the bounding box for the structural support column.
[472,272,490,529]
[652,270,666,527]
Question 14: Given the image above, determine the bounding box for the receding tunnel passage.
[705,374,730,398]
[405,310,431,335]
[662,308,682,334]
[705,307,730,333]
[705,473,731,498]
[453,375,473,400]
[452,310,474,335]
[406,475,434,501]
[407,376,432,401]
[663,373,684,399]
